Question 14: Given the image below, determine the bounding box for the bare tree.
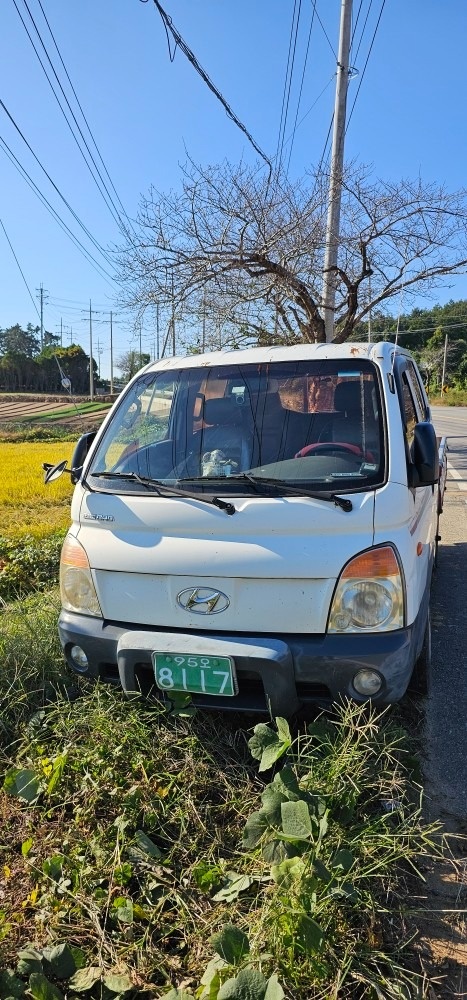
[117,160,467,346]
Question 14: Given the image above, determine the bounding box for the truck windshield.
[88,359,385,494]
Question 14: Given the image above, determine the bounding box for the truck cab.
[51,342,446,716]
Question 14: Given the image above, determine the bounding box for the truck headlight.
[328,545,404,633]
[60,535,101,617]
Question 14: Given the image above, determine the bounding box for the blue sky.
[1,0,467,378]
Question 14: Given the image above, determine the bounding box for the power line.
[346,0,386,131]
[0,133,117,284]
[148,0,272,170]
[35,0,134,231]
[0,97,115,268]
[286,0,318,174]
[275,0,302,176]
[13,0,130,235]
[0,215,41,320]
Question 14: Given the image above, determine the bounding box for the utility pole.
[156,302,160,360]
[35,283,48,350]
[60,317,63,347]
[89,300,94,400]
[441,332,449,392]
[322,0,353,343]
[110,311,114,394]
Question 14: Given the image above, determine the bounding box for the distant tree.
[0,323,40,357]
[117,160,467,347]
[117,350,150,382]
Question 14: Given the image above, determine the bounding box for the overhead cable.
[346,0,386,132]
[275,0,302,176]
[13,0,130,234]
[0,97,114,266]
[0,215,42,320]
[35,0,134,231]
[0,134,117,285]
[148,0,272,170]
[286,0,318,174]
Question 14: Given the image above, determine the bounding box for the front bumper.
[58,610,423,715]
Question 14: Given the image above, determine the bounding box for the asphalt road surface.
[426,406,467,822]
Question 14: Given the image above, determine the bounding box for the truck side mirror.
[70,431,97,483]
[408,421,439,488]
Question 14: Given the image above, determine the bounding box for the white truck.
[45,341,447,717]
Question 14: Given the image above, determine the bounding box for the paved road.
[425,406,467,822]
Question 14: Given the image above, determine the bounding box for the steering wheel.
[295,441,366,459]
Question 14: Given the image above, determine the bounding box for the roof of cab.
[142,340,411,373]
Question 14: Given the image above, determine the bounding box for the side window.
[400,371,418,449]
[406,361,427,419]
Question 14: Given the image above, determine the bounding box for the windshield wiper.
[228,473,353,512]
[89,472,236,515]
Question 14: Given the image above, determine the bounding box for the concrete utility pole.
[156,302,160,360]
[89,300,94,400]
[441,332,449,391]
[35,283,48,350]
[322,0,353,343]
[110,311,114,394]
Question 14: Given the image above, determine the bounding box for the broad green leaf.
[218,967,268,1000]
[329,881,359,903]
[212,873,254,902]
[69,947,87,970]
[271,856,306,888]
[260,785,287,825]
[0,970,25,998]
[318,812,329,841]
[42,943,76,979]
[42,856,63,881]
[296,914,324,954]
[272,767,300,799]
[134,830,162,859]
[68,967,102,992]
[264,975,285,1000]
[242,810,269,849]
[248,724,279,762]
[28,973,64,1000]
[21,838,34,856]
[16,947,43,975]
[112,897,133,923]
[192,861,223,893]
[257,740,289,774]
[332,848,355,872]
[103,972,133,993]
[211,924,250,966]
[262,839,300,863]
[200,955,228,999]
[313,858,332,883]
[3,768,40,804]
[280,800,312,840]
[275,718,291,743]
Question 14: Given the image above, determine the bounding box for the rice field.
[0,441,74,539]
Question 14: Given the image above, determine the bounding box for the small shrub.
[0,533,64,603]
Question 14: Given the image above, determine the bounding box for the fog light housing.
[70,645,89,672]
[353,669,383,697]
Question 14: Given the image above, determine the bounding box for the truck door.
[395,356,436,621]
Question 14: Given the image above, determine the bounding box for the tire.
[409,613,431,696]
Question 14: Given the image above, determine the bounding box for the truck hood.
[76,489,375,634]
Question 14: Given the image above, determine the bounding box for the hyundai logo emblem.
[177,587,230,614]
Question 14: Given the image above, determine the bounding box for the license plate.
[153,652,237,697]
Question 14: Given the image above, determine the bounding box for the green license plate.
[153,652,237,697]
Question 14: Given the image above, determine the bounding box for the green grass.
[0,590,443,1000]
